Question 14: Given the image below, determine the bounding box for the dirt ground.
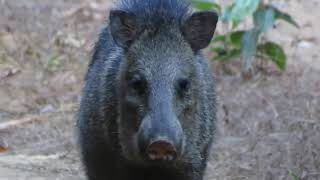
[0,0,319,179]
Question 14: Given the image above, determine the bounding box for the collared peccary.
[77,0,218,179]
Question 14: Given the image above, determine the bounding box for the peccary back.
[77,0,218,179]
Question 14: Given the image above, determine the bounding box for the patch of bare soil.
[0,0,319,179]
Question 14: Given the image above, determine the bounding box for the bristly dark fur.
[78,0,218,179]
[116,0,191,25]
[85,0,191,76]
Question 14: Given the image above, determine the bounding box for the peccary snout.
[137,101,184,162]
[147,140,177,161]
[138,122,184,161]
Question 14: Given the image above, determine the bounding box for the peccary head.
[110,1,218,165]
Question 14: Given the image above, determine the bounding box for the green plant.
[288,170,301,180]
[192,0,299,72]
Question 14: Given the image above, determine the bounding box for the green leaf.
[191,0,221,13]
[273,8,299,28]
[211,46,227,58]
[214,49,241,62]
[242,29,260,69]
[231,20,241,29]
[212,35,226,43]
[254,7,275,33]
[222,5,241,28]
[230,31,245,49]
[257,42,287,70]
[212,31,245,49]
[222,5,233,22]
[288,170,300,180]
[223,0,261,24]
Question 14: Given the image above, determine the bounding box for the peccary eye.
[128,76,146,95]
[177,78,190,95]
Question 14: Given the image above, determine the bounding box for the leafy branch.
[192,0,299,72]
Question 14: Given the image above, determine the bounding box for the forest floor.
[0,0,319,179]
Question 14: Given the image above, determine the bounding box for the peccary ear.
[182,11,218,51]
[110,10,139,49]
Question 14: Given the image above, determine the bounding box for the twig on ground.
[0,115,43,130]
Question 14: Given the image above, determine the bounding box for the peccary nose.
[147,141,177,161]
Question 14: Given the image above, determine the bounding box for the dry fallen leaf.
[0,146,9,153]
[0,68,21,80]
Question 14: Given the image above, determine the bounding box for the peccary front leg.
[80,132,116,180]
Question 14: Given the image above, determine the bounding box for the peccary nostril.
[147,141,177,161]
